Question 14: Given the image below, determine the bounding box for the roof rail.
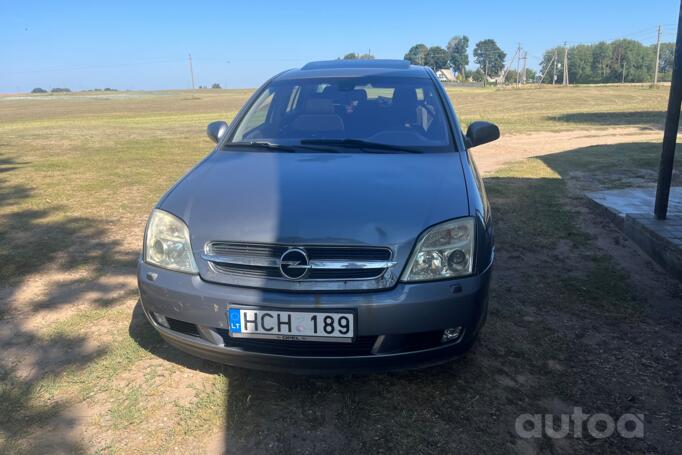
[301,59,411,70]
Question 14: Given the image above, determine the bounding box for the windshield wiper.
[222,141,297,152]
[299,139,422,154]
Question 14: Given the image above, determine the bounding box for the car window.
[286,85,301,113]
[230,76,451,149]
[234,88,275,139]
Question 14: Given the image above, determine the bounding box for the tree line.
[542,40,674,84]
[403,36,674,84]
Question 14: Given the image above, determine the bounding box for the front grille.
[204,242,394,281]
[210,242,284,258]
[308,269,385,279]
[215,329,376,356]
[213,263,280,278]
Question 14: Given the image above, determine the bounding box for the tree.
[424,46,449,71]
[525,68,537,83]
[539,39,657,84]
[31,87,47,93]
[592,41,612,80]
[447,35,469,77]
[470,68,485,82]
[657,42,675,81]
[211,83,222,89]
[473,39,506,77]
[504,69,518,84]
[50,87,71,93]
[404,44,428,65]
[540,47,560,84]
[609,39,654,83]
[342,52,374,60]
[568,44,595,84]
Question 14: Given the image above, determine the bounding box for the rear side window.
[230,76,451,149]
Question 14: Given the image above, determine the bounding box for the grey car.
[137,59,499,373]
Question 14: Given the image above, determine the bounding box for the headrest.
[392,87,417,106]
[351,89,367,102]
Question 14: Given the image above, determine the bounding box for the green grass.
[109,385,144,429]
[447,84,668,133]
[541,141,682,191]
[486,158,590,251]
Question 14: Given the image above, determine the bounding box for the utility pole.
[654,25,663,86]
[516,43,522,86]
[553,49,558,85]
[622,60,627,84]
[521,51,528,84]
[539,52,556,84]
[502,45,520,84]
[188,53,196,90]
[563,42,569,85]
[655,1,682,219]
[484,60,488,87]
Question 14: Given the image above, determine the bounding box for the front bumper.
[137,258,493,374]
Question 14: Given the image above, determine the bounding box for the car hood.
[160,149,470,268]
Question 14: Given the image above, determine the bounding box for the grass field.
[1,85,681,453]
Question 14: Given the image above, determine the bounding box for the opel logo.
[279,248,310,280]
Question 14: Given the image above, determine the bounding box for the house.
[435,68,457,82]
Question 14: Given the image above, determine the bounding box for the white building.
[435,68,457,82]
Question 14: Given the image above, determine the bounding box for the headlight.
[401,217,475,282]
[144,209,198,273]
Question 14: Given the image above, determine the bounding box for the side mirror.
[207,121,229,144]
[465,121,500,148]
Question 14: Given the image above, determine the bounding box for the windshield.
[228,76,452,151]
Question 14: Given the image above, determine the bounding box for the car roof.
[275,59,430,81]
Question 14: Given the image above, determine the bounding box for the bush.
[211,83,222,89]
[471,69,485,82]
[50,88,71,93]
[31,87,47,93]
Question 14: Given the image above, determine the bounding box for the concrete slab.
[586,187,682,281]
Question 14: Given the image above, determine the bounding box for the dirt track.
[471,127,662,174]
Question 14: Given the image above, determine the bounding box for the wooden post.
[654,25,662,86]
[655,1,682,219]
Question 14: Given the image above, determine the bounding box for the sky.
[1,0,679,93]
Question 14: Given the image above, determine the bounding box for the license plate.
[227,307,355,342]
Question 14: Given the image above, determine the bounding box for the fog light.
[153,312,170,328]
[442,326,463,343]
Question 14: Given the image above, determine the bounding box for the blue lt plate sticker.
[228,308,242,333]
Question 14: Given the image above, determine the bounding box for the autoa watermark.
[515,408,644,439]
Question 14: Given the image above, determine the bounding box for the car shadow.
[128,300,226,375]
